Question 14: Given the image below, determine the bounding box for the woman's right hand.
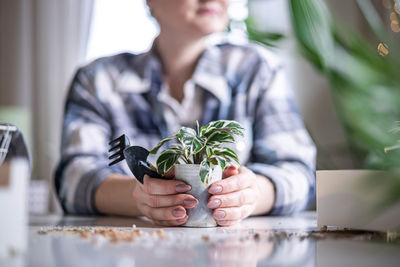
[133,174,198,226]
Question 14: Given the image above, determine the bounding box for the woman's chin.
[194,23,227,37]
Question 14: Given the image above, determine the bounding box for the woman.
[55,0,316,226]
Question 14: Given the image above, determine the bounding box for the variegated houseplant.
[149,120,245,227]
[149,120,245,184]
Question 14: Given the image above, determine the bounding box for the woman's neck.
[155,33,206,101]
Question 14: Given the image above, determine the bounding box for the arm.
[55,67,125,214]
[207,62,316,224]
[56,67,198,225]
[94,174,140,216]
[246,64,316,215]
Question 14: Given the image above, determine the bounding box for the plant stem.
[179,156,192,164]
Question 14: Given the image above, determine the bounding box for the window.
[86,0,158,61]
[86,0,248,61]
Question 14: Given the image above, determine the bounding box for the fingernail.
[172,208,186,217]
[209,185,222,194]
[176,184,191,193]
[207,199,221,209]
[227,166,236,171]
[183,198,198,207]
[214,210,225,219]
[217,220,227,225]
[176,216,188,223]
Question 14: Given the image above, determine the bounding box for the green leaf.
[288,0,400,210]
[289,0,400,164]
[206,147,212,157]
[289,0,335,70]
[206,131,235,146]
[201,120,245,138]
[176,127,205,156]
[210,155,227,171]
[196,120,200,136]
[245,17,285,48]
[213,147,240,165]
[199,160,212,184]
[156,149,182,175]
[168,143,185,150]
[149,135,176,154]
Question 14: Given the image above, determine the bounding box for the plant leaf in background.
[281,0,400,210]
[289,0,335,71]
[245,16,285,47]
[287,0,400,169]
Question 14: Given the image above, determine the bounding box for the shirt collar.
[191,45,230,103]
[115,40,230,103]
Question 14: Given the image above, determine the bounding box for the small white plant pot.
[174,164,222,227]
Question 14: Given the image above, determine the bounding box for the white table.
[2,212,400,267]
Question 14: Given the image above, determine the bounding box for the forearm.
[94,174,142,216]
[252,175,275,215]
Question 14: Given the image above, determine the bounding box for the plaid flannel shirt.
[55,40,316,215]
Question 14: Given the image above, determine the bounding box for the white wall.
[0,0,93,213]
[0,0,33,146]
[0,1,32,108]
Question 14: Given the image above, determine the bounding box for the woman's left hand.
[207,166,260,226]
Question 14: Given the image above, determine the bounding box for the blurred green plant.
[288,0,400,213]
[247,0,400,213]
[288,0,400,170]
[245,16,285,47]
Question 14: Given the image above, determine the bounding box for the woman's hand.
[132,172,198,226]
[207,166,275,226]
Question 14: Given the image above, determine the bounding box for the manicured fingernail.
[209,185,222,194]
[176,216,188,223]
[214,210,225,219]
[183,198,198,207]
[172,208,186,217]
[176,184,191,193]
[207,199,221,209]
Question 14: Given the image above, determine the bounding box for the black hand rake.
[108,134,163,183]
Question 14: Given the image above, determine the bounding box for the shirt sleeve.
[55,67,126,214]
[246,64,317,216]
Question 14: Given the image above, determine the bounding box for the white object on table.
[317,170,400,232]
[0,158,30,259]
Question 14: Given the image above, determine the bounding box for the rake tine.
[108,144,122,153]
[109,157,123,166]
[108,135,130,146]
[108,137,121,146]
[108,134,131,166]
[108,152,121,160]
